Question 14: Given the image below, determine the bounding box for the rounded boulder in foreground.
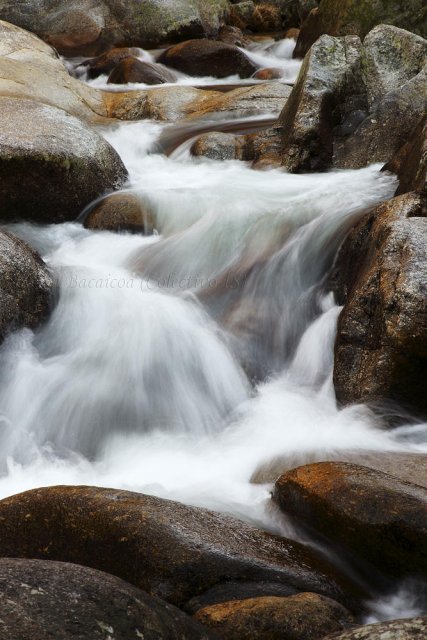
[0,558,212,639]
[0,97,128,223]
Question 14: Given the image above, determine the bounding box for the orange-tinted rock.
[158,39,257,78]
[85,47,145,78]
[0,485,360,608]
[322,616,427,640]
[274,462,427,578]
[284,28,300,39]
[82,192,155,234]
[194,592,353,640]
[108,57,176,85]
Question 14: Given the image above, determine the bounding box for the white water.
[1,82,426,618]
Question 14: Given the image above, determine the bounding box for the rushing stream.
[1,37,426,622]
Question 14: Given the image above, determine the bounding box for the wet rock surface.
[0,485,359,608]
[194,592,354,640]
[274,462,427,578]
[0,96,127,223]
[0,230,53,344]
[333,192,427,415]
[0,558,212,640]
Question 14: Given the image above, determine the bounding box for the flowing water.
[2,39,427,621]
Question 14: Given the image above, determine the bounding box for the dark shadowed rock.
[323,616,427,640]
[0,485,360,608]
[294,0,427,59]
[0,558,212,640]
[83,192,155,234]
[273,462,427,578]
[0,96,127,223]
[0,0,229,56]
[108,58,177,85]
[333,192,427,415]
[0,230,53,344]
[158,39,257,78]
[194,592,354,640]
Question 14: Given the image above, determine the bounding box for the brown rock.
[284,28,300,39]
[217,25,249,47]
[194,592,354,640]
[273,462,427,578]
[185,581,299,614]
[333,192,427,415]
[0,230,54,344]
[191,132,240,160]
[323,616,427,639]
[0,558,212,640]
[82,192,155,234]
[158,39,257,78]
[0,485,360,608]
[108,58,177,85]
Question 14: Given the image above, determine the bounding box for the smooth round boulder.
[83,192,155,234]
[274,462,427,578]
[194,592,354,640]
[158,39,257,78]
[108,58,177,85]
[0,230,53,344]
[0,96,127,223]
[0,485,360,608]
[0,558,212,640]
[253,67,283,80]
[191,132,239,160]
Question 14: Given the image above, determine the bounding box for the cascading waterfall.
[1,38,426,622]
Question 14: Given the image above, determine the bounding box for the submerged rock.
[0,485,360,608]
[83,192,155,234]
[0,96,127,223]
[0,231,53,344]
[158,39,257,78]
[323,616,427,640]
[0,558,211,640]
[194,592,354,640]
[294,0,427,58]
[108,58,177,85]
[333,192,427,415]
[0,0,230,56]
[273,462,427,578]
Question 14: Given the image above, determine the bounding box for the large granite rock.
[0,0,229,56]
[0,230,53,344]
[0,96,127,223]
[333,192,427,416]
[274,462,427,578]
